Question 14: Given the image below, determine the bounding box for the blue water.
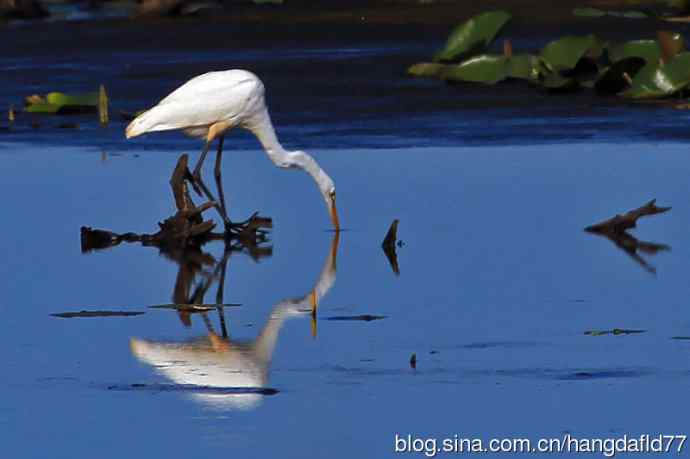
[1,138,690,457]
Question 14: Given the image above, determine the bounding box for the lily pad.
[507,54,541,80]
[608,39,662,64]
[609,34,684,64]
[407,62,448,78]
[573,7,648,18]
[440,55,509,84]
[440,53,543,84]
[46,91,98,106]
[433,10,511,63]
[25,91,99,114]
[540,35,604,71]
[25,103,62,114]
[624,51,690,98]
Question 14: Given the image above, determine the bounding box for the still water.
[1,138,690,457]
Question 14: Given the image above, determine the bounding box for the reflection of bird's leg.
[191,140,230,226]
[215,246,231,339]
[213,135,231,230]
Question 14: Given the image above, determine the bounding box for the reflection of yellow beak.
[310,289,317,312]
[330,195,340,231]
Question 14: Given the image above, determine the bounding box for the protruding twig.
[657,31,681,65]
[503,39,513,58]
[98,84,109,126]
[381,219,400,276]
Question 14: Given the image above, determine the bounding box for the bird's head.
[324,185,340,232]
[291,150,340,231]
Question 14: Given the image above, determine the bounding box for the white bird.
[125,69,340,231]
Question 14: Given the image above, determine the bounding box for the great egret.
[125,69,340,231]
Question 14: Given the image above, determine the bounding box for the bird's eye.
[329,190,336,199]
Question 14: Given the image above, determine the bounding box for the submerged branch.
[584,199,671,235]
[584,199,671,274]
[81,153,272,254]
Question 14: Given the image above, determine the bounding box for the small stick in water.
[98,84,109,126]
[381,219,400,276]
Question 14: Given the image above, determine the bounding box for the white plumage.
[126,69,340,230]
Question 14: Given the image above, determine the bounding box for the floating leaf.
[433,10,512,62]
[45,91,98,106]
[507,54,541,80]
[440,55,509,84]
[573,7,648,18]
[609,34,684,64]
[540,35,603,71]
[595,57,647,93]
[25,103,62,114]
[407,62,448,78]
[624,51,690,98]
[608,39,662,64]
[25,91,99,115]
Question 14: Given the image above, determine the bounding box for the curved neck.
[245,107,332,194]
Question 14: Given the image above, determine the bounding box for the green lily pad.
[25,91,99,115]
[573,7,648,18]
[25,103,62,114]
[440,54,541,85]
[440,55,509,84]
[609,34,684,64]
[540,35,604,71]
[407,62,448,78]
[433,10,511,63]
[45,92,98,106]
[624,51,690,98]
[507,54,541,80]
[608,39,662,64]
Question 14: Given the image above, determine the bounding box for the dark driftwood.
[81,153,271,253]
[584,199,671,274]
[584,199,671,235]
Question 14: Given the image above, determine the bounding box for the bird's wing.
[127,70,262,137]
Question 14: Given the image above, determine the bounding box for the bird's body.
[126,69,340,230]
[127,70,262,140]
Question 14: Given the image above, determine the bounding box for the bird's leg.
[190,141,229,224]
[213,135,231,230]
[191,141,211,197]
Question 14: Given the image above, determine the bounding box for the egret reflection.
[130,233,339,410]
